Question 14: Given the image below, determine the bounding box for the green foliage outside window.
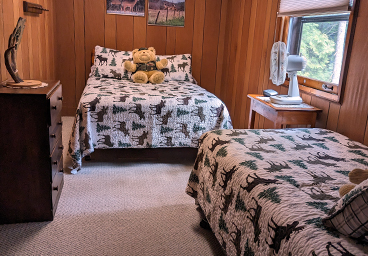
[299,19,348,83]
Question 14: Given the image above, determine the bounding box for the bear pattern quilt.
[67,77,232,173]
[186,128,368,255]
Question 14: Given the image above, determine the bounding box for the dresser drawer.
[49,119,62,154]
[48,84,62,127]
[51,138,63,180]
[52,171,63,212]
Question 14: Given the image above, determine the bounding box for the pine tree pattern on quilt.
[186,128,368,255]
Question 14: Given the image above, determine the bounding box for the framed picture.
[148,0,185,27]
[106,0,145,17]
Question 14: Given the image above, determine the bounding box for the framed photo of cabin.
[106,0,145,17]
[148,0,185,27]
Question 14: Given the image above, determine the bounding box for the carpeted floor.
[0,116,224,256]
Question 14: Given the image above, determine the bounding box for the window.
[279,0,360,102]
[288,14,349,84]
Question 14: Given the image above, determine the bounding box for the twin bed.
[186,128,368,255]
[67,46,368,255]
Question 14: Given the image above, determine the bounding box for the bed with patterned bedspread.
[186,128,368,255]
[67,77,232,173]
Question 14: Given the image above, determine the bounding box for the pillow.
[90,47,195,83]
[323,179,368,241]
[156,54,196,83]
[90,46,132,80]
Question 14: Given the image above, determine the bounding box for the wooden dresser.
[0,81,64,224]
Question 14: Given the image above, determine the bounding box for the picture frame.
[148,0,185,27]
[106,0,145,17]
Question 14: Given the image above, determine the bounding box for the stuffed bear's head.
[132,47,156,64]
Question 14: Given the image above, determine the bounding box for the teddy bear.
[124,47,168,84]
[339,168,368,197]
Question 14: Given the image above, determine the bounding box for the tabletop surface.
[248,94,322,112]
[0,80,60,97]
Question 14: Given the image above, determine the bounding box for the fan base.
[270,95,303,105]
[6,80,42,87]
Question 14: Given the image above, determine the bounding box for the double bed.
[186,128,368,255]
[67,46,232,173]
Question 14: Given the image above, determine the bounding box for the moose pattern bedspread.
[186,128,368,255]
[67,77,232,173]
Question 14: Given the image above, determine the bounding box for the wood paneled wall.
[217,0,280,130]
[55,0,224,116]
[54,0,368,146]
[0,0,56,83]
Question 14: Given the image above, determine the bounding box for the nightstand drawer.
[48,84,62,127]
[51,138,63,180]
[49,119,62,153]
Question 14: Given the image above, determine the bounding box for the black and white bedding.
[186,128,368,255]
[67,77,232,173]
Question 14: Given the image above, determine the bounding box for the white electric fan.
[269,41,307,105]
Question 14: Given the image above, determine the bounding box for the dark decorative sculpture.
[4,17,41,87]
[5,17,25,83]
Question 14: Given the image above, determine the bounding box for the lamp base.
[6,80,42,87]
[270,95,303,105]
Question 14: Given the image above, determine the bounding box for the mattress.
[67,77,232,173]
[186,128,368,255]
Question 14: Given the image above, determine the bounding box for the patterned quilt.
[186,128,368,255]
[67,77,232,173]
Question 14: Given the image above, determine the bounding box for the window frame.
[281,0,360,103]
[288,14,350,56]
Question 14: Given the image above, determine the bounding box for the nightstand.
[247,94,322,129]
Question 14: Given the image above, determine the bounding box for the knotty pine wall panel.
[55,0,77,116]
[225,0,245,121]
[335,5,368,143]
[175,0,194,55]
[191,0,205,86]
[218,0,235,111]
[74,0,86,105]
[0,0,56,84]
[146,26,166,54]
[134,16,147,49]
[214,0,228,97]
[242,0,270,129]
[200,0,222,94]
[117,16,134,51]
[218,0,278,129]
[256,0,278,129]
[166,27,176,54]
[105,12,117,49]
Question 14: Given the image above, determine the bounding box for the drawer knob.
[53,186,59,191]
[59,145,64,150]
[50,134,56,138]
[52,105,57,110]
[53,161,58,165]
[58,96,63,101]
[58,121,63,126]
[59,168,64,173]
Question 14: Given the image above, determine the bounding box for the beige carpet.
[0,117,224,256]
